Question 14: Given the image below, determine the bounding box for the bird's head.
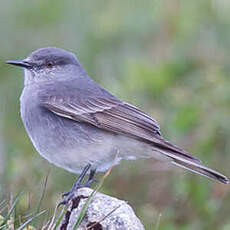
[6,47,83,85]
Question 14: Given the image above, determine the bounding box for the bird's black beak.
[6,59,32,68]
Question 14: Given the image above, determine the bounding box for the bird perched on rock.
[7,47,229,203]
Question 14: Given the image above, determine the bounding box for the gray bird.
[6,47,229,202]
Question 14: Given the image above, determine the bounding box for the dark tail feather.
[172,158,229,184]
[151,136,229,184]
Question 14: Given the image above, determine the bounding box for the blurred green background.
[0,0,230,229]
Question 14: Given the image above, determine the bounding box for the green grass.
[0,165,114,229]
[0,192,46,230]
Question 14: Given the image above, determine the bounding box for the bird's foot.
[59,189,76,206]
[58,164,97,207]
[62,178,97,197]
[59,178,97,206]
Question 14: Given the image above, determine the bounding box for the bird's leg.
[79,168,97,188]
[63,164,91,197]
[60,164,91,205]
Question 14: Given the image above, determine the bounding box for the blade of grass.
[46,202,61,230]
[154,213,162,230]
[16,210,46,230]
[0,192,23,227]
[0,200,6,209]
[0,223,7,230]
[0,203,8,214]
[73,162,114,230]
[41,211,52,230]
[14,200,17,229]
[0,212,35,230]
[36,171,50,215]
[51,205,69,230]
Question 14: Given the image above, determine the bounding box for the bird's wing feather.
[41,95,201,163]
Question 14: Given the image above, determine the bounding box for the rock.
[58,187,145,230]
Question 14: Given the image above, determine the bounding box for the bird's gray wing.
[41,95,201,163]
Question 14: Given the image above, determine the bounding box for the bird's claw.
[58,191,75,207]
[59,178,97,207]
[62,191,71,198]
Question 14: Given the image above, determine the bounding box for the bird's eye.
[46,61,53,68]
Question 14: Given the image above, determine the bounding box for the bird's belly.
[37,124,118,173]
[45,134,119,174]
[39,139,119,174]
[22,106,118,173]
